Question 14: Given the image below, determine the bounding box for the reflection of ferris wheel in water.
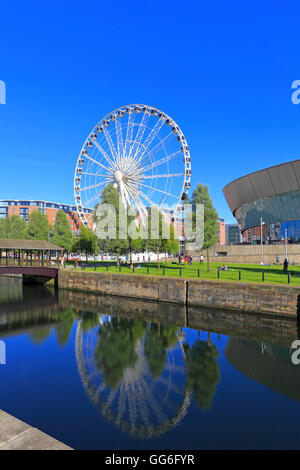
[75,317,191,440]
[74,104,192,225]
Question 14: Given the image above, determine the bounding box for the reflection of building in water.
[0,280,59,336]
[0,276,23,303]
[225,338,300,402]
[75,317,191,440]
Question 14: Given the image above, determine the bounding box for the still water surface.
[0,277,300,449]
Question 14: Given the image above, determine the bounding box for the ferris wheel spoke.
[127,112,149,164]
[136,181,178,199]
[80,180,111,192]
[124,111,135,159]
[95,133,117,169]
[141,150,182,173]
[122,180,135,208]
[140,378,168,423]
[81,171,110,177]
[135,118,165,163]
[84,188,106,208]
[92,141,115,170]
[138,132,177,168]
[135,188,157,209]
[115,117,124,166]
[106,388,119,407]
[126,181,148,220]
[127,383,138,426]
[142,172,184,179]
[86,154,114,173]
[119,179,129,208]
[116,383,127,425]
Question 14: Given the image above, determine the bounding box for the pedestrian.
[283,258,288,272]
[276,254,280,265]
[200,255,203,264]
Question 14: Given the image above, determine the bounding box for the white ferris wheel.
[74,104,191,225]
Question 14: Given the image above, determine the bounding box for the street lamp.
[260,218,264,265]
[285,228,288,260]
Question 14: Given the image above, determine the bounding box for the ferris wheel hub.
[114,170,123,184]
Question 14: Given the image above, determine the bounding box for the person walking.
[283,258,288,272]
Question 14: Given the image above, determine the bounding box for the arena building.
[0,200,93,235]
[223,158,300,244]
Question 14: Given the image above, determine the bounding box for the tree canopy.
[27,210,51,241]
[0,216,27,239]
[192,184,219,250]
[51,210,75,251]
[185,339,220,411]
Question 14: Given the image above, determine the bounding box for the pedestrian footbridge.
[0,239,64,284]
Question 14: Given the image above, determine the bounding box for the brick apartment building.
[217,217,226,245]
[0,200,93,235]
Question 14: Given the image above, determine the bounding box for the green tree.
[51,210,75,251]
[0,219,8,238]
[70,235,79,253]
[128,233,143,264]
[0,216,27,239]
[95,184,130,268]
[192,184,218,272]
[9,216,27,239]
[27,210,51,240]
[185,339,220,411]
[164,224,179,264]
[79,225,97,262]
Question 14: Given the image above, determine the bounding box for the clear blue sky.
[1,0,300,223]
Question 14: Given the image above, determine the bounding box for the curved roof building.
[223,158,300,235]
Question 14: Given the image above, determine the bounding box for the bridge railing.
[0,258,59,268]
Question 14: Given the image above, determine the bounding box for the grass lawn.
[67,260,300,286]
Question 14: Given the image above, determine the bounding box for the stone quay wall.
[58,270,300,318]
[58,270,187,304]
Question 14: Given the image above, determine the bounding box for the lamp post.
[47,230,54,266]
[260,218,264,265]
[285,228,288,260]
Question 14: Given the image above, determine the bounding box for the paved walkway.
[0,410,72,450]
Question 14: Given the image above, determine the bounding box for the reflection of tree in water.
[94,318,146,389]
[144,324,178,378]
[29,325,52,344]
[184,340,220,411]
[80,312,100,332]
[54,308,77,347]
